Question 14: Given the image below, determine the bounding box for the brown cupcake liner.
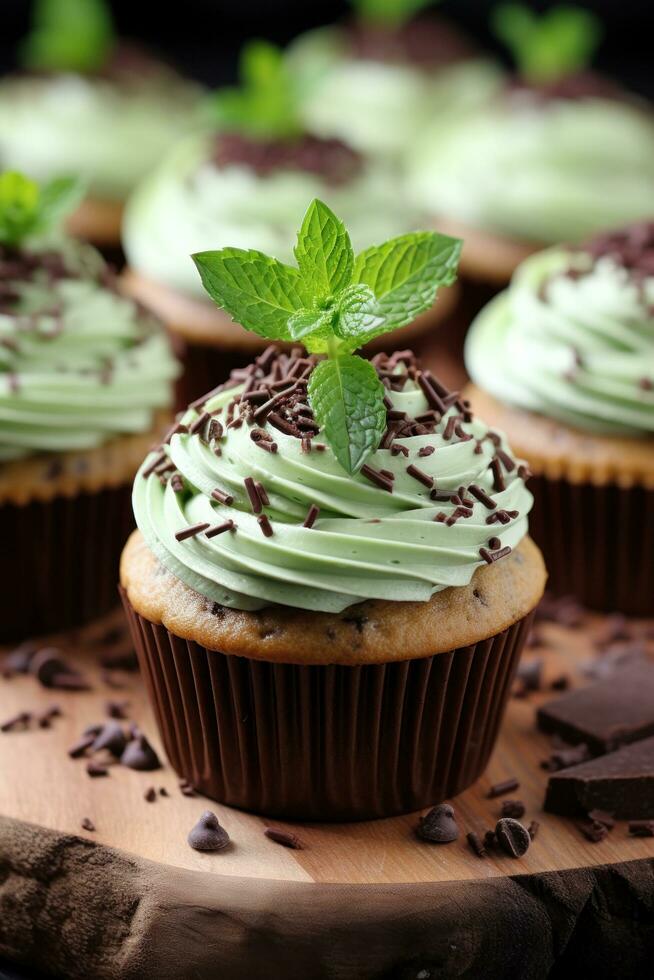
[175,339,255,410]
[0,485,134,643]
[121,594,533,820]
[527,475,653,616]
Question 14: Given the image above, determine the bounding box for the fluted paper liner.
[527,476,652,616]
[1,485,134,642]
[122,593,533,820]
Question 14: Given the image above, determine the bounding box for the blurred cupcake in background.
[0,171,179,641]
[465,221,654,615]
[121,199,545,819]
[0,0,203,255]
[286,0,503,162]
[122,41,458,405]
[408,4,654,285]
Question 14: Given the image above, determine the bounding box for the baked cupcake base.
[120,269,460,407]
[120,530,545,820]
[0,414,169,643]
[466,385,654,616]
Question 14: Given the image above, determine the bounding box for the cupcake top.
[408,5,654,244]
[286,5,502,159]
[133,199,532,613]
[465,222,654,437]
[0,1,202,201]
[123,42,424,299]
[0,172,179,461]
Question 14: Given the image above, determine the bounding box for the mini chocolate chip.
[500,799,526,819]
[417,804,459,843]
[92,721,127,758]
[188,811,230,852]
[144,787,157,802]
[120,734,161,771]
[495,818,531,858]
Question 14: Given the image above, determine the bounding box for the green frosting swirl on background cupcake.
[134,350,532,612]
[465,225,654,435]
[408,95,654,245]
[0,230,179,461]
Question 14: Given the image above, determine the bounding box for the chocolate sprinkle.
[264,827,304,849]
[303,504,320,529]
[175,523,210,542]
[488,777,520,798]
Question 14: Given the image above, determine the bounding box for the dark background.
[0,0,652,98]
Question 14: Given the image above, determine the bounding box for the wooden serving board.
[0,607,653,980]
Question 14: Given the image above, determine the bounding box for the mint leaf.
[192,248,310,341]
[21,0,114,74]
[209,40,302,140]
[493,4,602,83]
[0,171,84,247]
[288,307,333,343]
[333,284,385,345]
[353,231,461,335]
[294,199,354,298]
[308,354,387,474]
[351,0,436,28]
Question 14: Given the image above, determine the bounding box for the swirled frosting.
[465,226,654,435]
[286,25,503,159]
[0,70,202,200]
[133,349,532,613]
[409,94,654,244]
[123,132,424,299]
[0,238,179,460]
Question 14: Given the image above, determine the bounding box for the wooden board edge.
[1,816,653,979]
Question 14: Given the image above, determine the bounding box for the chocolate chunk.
[91,721,127,758]
[537,662,654,755]
[588,809,615,829]
[577,819,608,843]
[500,799,526,819]
[187,811,230,852]
[264,827,303,849]
[495,818,531,858]
[417,804,459,843]
[628,820,654,837]
[120,734,161,771]
[544,735,654,819]
[487,777,519,798]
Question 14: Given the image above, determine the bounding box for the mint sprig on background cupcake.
[0,0,202,252]
[121,200,545,819]
[122,41,456,405]
[0,170,178,639]
[193,198,461,473]
[408,3,654,284]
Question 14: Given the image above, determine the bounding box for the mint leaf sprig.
[208,40,303,140]
[193,199,461,475]
[20,0,115,74]
[492,4,602,84]
[0,172,85,248]
[351,0,436,29]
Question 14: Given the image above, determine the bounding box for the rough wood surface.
[0,604,653,978]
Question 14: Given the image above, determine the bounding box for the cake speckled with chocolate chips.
[0,171,179,640]
[465,221,654,614]
[120,200,545,819]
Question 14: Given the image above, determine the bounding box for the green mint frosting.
[409,97,654,244]
[0,72,203,200]
[133,352,532,613]
[465,244,654,435]
[0,238,179,460]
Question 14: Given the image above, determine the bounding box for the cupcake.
[285,0,503,162]
[465,221,654,615]
[120,199,545,819]
[0,0,202,254]
[0,171,179,641]
[407,4,654,284]
[122,41,458,405]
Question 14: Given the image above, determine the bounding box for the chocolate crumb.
[0,711,32,733]
[159,787,169,797]
[144,787,157,803]
[577,819,609,843]
[264,827,304,849]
